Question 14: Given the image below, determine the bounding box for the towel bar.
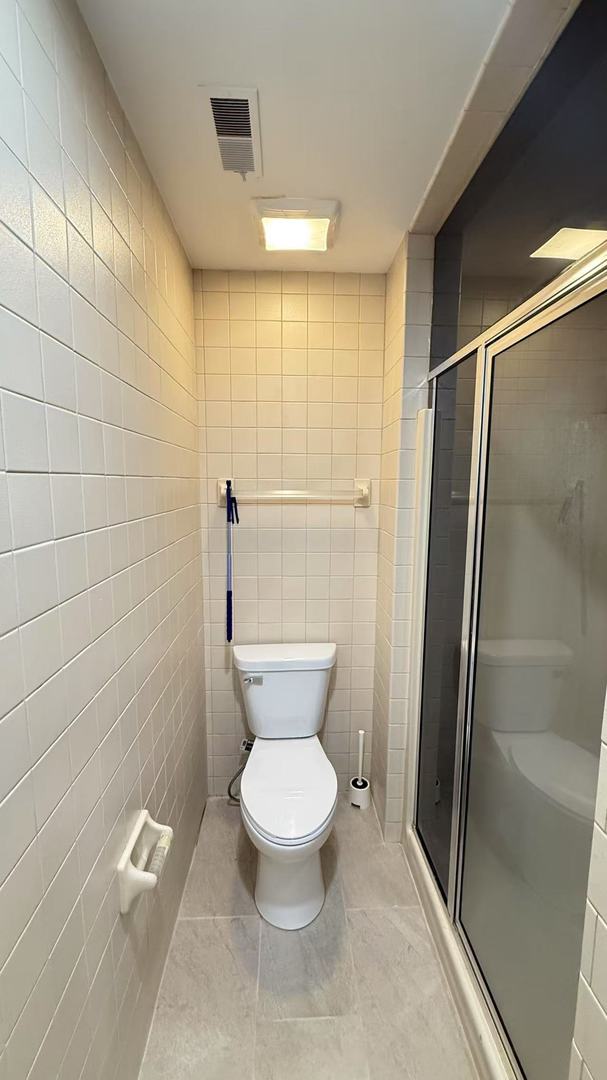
[216,478,371,507]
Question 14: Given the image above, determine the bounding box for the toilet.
[233,642,338,930]
[474,638,599,908]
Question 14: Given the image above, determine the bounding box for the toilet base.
[255,849,325,930]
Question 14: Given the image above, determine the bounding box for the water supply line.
[228,738,254,803]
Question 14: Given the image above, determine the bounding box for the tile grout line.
[340,872,372,1080]
[397,843,482,1080]
[138,821,205,1076]
[259,1012,363,1024]
[343,903,420,913]
[252,912,263,1080]
[178,913,261,921]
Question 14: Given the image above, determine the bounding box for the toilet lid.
[241,736,338,843]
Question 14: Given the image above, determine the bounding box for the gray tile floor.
[140,797,477,1080]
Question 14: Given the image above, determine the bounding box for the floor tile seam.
[333,864,373,1008]
[343,902,420,913]
[139,819,205,1074]
[333,860,349,909]
[388,883,481,1078]
[369,798,384,839]
[177,912,261,921]
[343,888,372,1080]
[344,897,472,1080]
[252,916,263,1080]
[256,1012,363,1024]
[395,841,417,870]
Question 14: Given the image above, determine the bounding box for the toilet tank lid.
[477,639,573,667]
[233,642,337,672]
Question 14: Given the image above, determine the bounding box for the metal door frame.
[412,241,607,1078]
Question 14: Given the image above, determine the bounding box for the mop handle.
[226,480,238,643]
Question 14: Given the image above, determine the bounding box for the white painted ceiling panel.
[76,0,509,271]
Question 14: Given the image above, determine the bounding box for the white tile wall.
[572,691,607,1080]
[195,269,384,796]
[372,235,434,840]
[0,1,205,1078]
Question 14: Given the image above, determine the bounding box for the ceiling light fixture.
[253,198,340,252]
[530,227,607,260]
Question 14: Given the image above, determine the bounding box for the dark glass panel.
[416,352,476,895]
[431,0,607,369]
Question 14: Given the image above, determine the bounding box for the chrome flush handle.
[243,675,263,686]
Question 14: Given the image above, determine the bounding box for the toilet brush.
[350,729,371,809]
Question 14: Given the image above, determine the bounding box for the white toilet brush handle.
[357,729,365,782]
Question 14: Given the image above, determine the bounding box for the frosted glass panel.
[459,296,607,1080]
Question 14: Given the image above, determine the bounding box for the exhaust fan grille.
[210,98,251,137]
[205,87,262,178]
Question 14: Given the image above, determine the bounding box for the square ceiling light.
[253,198,339,252]
[530,227,607,260]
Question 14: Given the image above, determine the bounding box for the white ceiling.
[77,0,509,272]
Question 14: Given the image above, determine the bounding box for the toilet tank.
[233,643,336,739]
[475,639,572,733]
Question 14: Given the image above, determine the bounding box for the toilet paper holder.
[117,809,173,915]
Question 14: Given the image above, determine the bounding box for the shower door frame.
[411,240,607,1080]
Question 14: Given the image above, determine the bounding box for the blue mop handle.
[226,481,238,643]
[227,589,233,642]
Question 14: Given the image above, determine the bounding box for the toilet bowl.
[240,735,337,929]
[475,638,599,909]
[233,643,337,930]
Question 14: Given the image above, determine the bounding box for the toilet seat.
[240,735,338,845]
[241,800,336,848]
[492,730,599,819]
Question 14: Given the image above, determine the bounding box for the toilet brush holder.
[350,728,371,809]
[350,775,371,809]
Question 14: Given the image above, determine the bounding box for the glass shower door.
[458,293,607,1080]
[415,353,478,897]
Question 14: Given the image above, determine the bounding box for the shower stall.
[411,245,607,1080]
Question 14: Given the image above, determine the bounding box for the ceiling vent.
[203,86,262,179]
